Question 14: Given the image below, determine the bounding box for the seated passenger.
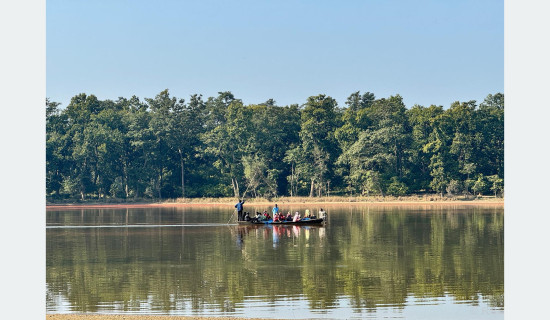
[304,209,311,218]
[286,212,293,221]
[311,209,317,219]
[293,212,301,222]
[244,212,251,221]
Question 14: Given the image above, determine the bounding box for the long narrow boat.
[237,217,325,225]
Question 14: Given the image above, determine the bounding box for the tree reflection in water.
[46,206,503,316]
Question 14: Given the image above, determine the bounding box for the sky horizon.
[47,0,503,109]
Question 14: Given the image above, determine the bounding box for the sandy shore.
[47,315,289,320]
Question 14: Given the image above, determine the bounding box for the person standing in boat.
[235,199,245,221]
[319,208,326,220]
[272,204,279,217]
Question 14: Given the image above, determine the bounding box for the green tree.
[429,155,448,197]
[337,95,411,195]
[243,103,300,197]
[460,163,476,194]
[202,93,248,198]
[476,94,504,178]
[170,94,205,197]
[334,91,375,151]
[46,98,69,197]
[406,104,444,192]
[63,93,106,200]
[446,179,462,196]
[487,175,504,197]
[471,174,487,196]
[387,176,409,196]
[146,89,179,199]
[284,145,309,197]
[299,94,340,197]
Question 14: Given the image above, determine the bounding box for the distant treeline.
[46,90,503,201]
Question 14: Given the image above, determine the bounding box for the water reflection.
[231,224,326,249]
[46,206,503,319]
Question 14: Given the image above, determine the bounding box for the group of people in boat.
[235,200,326,223]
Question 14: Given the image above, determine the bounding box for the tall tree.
[46,99,69,197]
[172,94,206,197]
[299,94,340,197]
[406,104,444,192]
[202,93,248,198]
[146,89,179,199]
[338,95,411,195]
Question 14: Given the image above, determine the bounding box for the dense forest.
[46,90,503,201]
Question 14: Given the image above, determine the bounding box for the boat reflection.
[233,223,326,249]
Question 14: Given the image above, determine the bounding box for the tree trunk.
[181,156,185,198]
[232,177,240,198]
[158,167,162,199]
[309,179,315,197]
[80,159,87,200]
[290,163,294,197]
[123,161,129,198]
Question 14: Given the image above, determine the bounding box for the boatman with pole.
[235,199,245,221]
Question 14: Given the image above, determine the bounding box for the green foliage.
[487,175,504,197]
[386,177,409,196]
[46,91,504,200]
[472,174,488,195]
[299,94,340,197]
[429,155,448,196]
[60,175,80,197]
[446,179,462,196]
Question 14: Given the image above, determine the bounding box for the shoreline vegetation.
[46,195,503,209]
[46,92,503,204]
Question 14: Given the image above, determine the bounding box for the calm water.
[46,205,503,319]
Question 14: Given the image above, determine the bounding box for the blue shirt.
[235,202,244,211]
[272,207,279,215]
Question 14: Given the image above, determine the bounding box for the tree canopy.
[46,90,504,200]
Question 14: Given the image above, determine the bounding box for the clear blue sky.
[47,0,503,109]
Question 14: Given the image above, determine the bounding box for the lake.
[46,204,503,319]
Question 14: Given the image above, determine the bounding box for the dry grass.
[47,195,503,208]
[169,195,502,204]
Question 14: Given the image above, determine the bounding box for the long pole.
[227,211,236,224]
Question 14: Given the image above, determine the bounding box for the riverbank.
[47,315,288,320]
[46,195,503,209]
